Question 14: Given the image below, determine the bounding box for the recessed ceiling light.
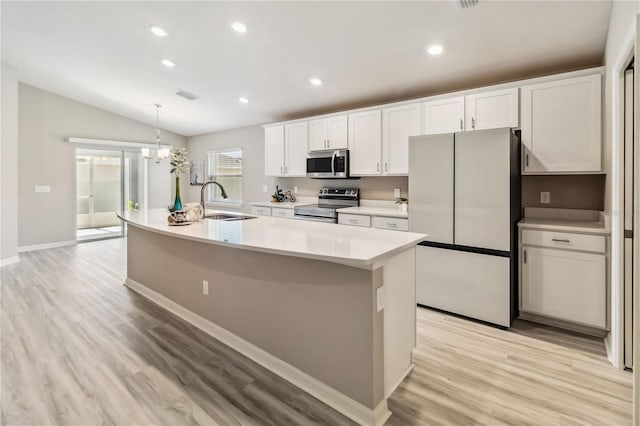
[150,26,168,37]
[231,21,247,33]
[309,77,323,86]
[427,44,444,55]
[238,97,249,104]
[161,59,176,68]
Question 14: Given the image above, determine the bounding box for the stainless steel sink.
[204,214,257,221]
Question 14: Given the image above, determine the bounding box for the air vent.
[175,89,199,101]
[456,0,483,10]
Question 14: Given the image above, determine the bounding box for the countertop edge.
[517,221,611,235]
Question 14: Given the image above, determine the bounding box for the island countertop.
[119,209,426,269]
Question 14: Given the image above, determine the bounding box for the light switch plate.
[293,186,298,194]
[34,185,51,193]
[376,286,384,312]
[540,191,551,204]
[262,185,268,193]
[393,188,401,198]
[202,280,209,295]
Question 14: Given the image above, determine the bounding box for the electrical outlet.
[393,188,401,198]
[540,191,551,204]
[202,280,209,295]
[293,186,298,194]
[262,185,268,193]
[376,286,384,312]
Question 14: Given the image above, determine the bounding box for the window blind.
[207,148,242,204]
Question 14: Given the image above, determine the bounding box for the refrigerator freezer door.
[416,245,512,327]
[454,128,511,251]
[408,134,454,244]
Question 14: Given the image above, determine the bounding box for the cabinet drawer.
[371,216,408,231]
[272,208,294,218]
[338,213,371,227]
[521,229,605,253]
[251,206,272,216]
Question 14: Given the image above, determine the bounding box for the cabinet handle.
[385,162,388,171]
[387,223,397,227]
[284,166,288,174]
[280,166,283,174]
[327,139,330,148]
[460,118,463,131]
[349,219,358,224]
[525,154,529,167]
[523,249,527,264]
[471,117,476,130]
[551,238,571,243]
[377,163,380,172]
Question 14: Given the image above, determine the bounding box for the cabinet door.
[382,103,421,175]
[284,122,308,176]
[521,74,602,173]
[264,125,285,176]
[348,110,382,175]
[308,118,328,151]
[423,96,465,135]
[327,115,348,149]
[465,88,519,130]
[521,246,606,328]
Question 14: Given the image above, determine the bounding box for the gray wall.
[1,62,19,262]
[17,83,187,248]
[522,175,605,211]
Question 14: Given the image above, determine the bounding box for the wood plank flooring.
[1,239,633,425]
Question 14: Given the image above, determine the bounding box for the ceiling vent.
[456,0,484,10]
[175,89,199,101]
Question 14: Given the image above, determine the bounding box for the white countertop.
[336,206,408,219]
[119,209,426,270]
[517,207,610,235]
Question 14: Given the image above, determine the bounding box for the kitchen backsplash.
[521,174,605,210]
[273,176,408,200]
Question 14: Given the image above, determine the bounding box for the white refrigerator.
[408,128,520,327]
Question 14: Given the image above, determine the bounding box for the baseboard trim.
[124,277,390,426]
[0,256,20,267]
[385,363,414,399]
[518,311,608,337]
[18,240,76,253]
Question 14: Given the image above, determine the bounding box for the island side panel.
[126,225,384,410]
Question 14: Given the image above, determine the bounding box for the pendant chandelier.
[142,103,170,163]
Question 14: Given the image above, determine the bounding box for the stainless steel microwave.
[306,149,350,178]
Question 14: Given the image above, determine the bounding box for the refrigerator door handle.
[523,249,527,264]
[460,118,463,131]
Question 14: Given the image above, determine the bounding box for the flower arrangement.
[170,148,189,211]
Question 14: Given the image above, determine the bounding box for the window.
[207,148,242,206]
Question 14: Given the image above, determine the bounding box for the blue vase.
[173,175,183,210]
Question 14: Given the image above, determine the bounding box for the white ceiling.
[2,1,612,137]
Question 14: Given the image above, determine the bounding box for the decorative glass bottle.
[173,175,183,211]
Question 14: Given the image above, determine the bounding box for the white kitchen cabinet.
[308,115,348,151]
[264,125,285,176]
[284,122,308,176]
[520,245,606,328]
[264,123,307,177]
[371,216,408,231]
[382,103,421,175]
[349,110,382,175]
[465,88,519,131]
[338,213,371,227]
[271,207,295,218]
[251,206,272,216]
[423,89,518,135]
[520,74,602,173]
[423,96,465,135]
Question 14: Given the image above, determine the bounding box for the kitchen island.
[118,209,426,426]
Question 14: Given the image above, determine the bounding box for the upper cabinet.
[465,88,519,131]
[349,110,382,175]
[308,115,348,152]
[423,88,518,135]
[382,103,422,175]
[264,123,307,177]
[521,74,602,173]
[423,96,464,135]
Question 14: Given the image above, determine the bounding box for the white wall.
[17,83,187,249]
[1,62,19,265]
[603,0,639,368]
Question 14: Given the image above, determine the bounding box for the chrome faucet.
[201,181,228,216]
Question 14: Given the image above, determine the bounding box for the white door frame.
[633,15,640,426]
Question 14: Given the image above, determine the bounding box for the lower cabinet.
[338,213,408,231]
[338,213,371,227]
[271,207,295,218]
[520,229,607,329]
[251,206,272,216]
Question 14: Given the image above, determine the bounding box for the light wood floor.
[1,239,633,425]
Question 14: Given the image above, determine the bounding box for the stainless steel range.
[294,188,359,223]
